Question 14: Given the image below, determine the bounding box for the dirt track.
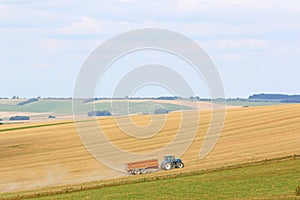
[0,104,300,193]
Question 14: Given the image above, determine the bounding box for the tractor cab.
[161,155,184,170]
[164,155,175,162]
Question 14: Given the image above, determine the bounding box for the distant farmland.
[0,99,194,120]
[0,98,237,122]
[0,98,286,120]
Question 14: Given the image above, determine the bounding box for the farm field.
[0,104,300,197]
[0,99,196,120]
[12,157,300,200]
[218,99,287,107]
[0,98,280,121]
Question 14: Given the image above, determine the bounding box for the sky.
[0,0,300,98]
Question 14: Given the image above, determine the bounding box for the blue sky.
[0,0,300,98]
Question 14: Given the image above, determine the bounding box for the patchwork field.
[0,99,196,122]
[0,104,300,198]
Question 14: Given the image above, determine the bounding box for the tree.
[9,116,30,120]
[154,108,168,114]
[189,96,200,101]
[87,110,112,116]
[17,98,38,106]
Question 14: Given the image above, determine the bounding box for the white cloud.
[61,16,101,34]
[211,39,271,50]
[61,16,140,37]
[39,37,100,53]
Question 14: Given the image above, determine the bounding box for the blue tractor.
[160,155,184,170]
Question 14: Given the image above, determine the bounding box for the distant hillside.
[249,93,300,103]
[0,99,193,117]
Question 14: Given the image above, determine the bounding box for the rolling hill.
[0,104,300,200]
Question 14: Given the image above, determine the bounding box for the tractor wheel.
[164,163,172,170]
[134,169,140,175]
[177,162,184,168]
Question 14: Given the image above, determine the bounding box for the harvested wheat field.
[0,104,300,193]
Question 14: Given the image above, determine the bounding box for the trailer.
[125,159,159,175]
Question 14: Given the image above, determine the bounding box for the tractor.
[160,155,184,170]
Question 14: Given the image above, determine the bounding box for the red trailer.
[125,159,159,175]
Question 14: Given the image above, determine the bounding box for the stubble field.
[0,104,300,198]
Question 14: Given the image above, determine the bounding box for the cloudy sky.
[1,0,300,98]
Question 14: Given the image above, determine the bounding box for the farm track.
[0,104,299,194]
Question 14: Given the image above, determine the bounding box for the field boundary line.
[0,122,75,133]
[0,119,97,133]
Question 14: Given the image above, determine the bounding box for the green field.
[3,158,299,200]
[217,99,286,107]
[0,100,73,115]
[0,99,192,116]
[0,98,288,117]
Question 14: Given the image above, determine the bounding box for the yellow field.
[0,104,300,193]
